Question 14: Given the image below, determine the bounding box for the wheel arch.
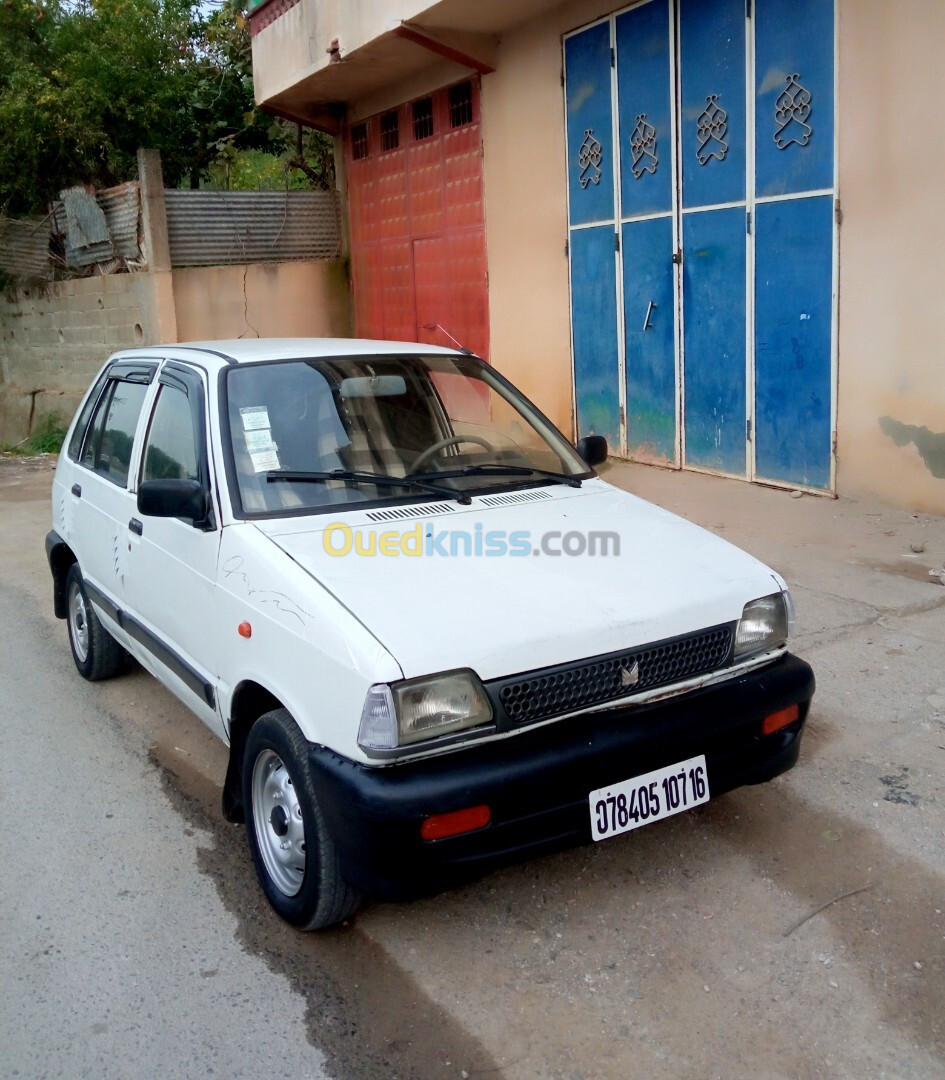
[45,531,77,620]
[222,679,286,823]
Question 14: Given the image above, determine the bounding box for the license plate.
[589,755,710,841]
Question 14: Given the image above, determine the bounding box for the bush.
[3,411,68,455]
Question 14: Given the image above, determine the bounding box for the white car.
[46,339,814,929]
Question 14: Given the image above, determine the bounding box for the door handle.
[643,301,656,332]
[71,483,82,498]
[128,518,143,536]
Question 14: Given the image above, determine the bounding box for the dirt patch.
[0,452,58,501]
[851,555,945,586]
[0,450,58,472]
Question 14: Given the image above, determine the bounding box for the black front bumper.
[308,654,814,900]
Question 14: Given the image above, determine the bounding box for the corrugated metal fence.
[164,190,342,267]
[1,186,343,283]
[0,217,52,281]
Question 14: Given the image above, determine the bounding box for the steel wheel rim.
[251,749,306,897]
[68,581,90,663]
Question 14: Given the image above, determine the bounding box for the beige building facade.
[251,0,945,513]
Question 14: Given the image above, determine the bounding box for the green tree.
[0,0,286,214]
[206,129,336,192]
[199,2,336,195]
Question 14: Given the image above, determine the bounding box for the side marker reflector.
[421,805,491,841]
[762,704,799,735]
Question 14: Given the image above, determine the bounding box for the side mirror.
[138,479,210,525]
[576,435,608,468]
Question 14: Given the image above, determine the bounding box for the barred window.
[449,82,473,128]
[351,123,368,160]
[412,98,434,140]
[380,111,400,151]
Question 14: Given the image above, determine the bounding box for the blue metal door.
[753,0,835,488]
[564,0,836,488]
[679,0,748,475]
[564,21,621,450]
[616,0,676,464]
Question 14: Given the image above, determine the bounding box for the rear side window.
[67,370,109,461]
[80,379,150,487]
[80,387,111,471]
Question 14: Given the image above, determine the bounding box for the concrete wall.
[0,261,352,444]
[252,0,392,105]
[173,261,352,342]
[0,274,152,446]
[835,0,945,512]
[251,0,555,108]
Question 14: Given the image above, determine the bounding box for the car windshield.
[224,353,590,514]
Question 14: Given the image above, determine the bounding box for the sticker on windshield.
[240,405,271,432]
[250,449,281,474]
[244,429,277,454]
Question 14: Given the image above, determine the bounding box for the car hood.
[254,481,783,681]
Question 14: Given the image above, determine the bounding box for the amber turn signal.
[238,622,252,638]
[762,704,799,735]
[420,804,491,841]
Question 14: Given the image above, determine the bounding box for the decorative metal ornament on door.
[630,114,658,177]
[696,94,729,164]
[774,73,813,148]
[578,129,603,187]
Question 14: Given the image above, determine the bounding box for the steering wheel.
[409,435,497,473]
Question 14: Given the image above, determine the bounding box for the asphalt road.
[1,454,943,1079]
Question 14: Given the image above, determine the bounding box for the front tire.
[65,564,126,681]
[242,708,361,930]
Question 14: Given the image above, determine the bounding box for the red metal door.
[413,236,449,344]
[346,79,489,359]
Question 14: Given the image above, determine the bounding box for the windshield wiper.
[408,463,582,488]
[266,469,472,505]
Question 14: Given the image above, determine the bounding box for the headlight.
[358,669,494,752]
[734,591,794,659]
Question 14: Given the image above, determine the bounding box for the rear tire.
[65,564,126,681]
[243,708,361,930]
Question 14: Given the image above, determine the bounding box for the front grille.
[491,624,735,725]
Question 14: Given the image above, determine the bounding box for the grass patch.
[2,411,68,455]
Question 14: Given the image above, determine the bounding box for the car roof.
[109,337,467,371]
